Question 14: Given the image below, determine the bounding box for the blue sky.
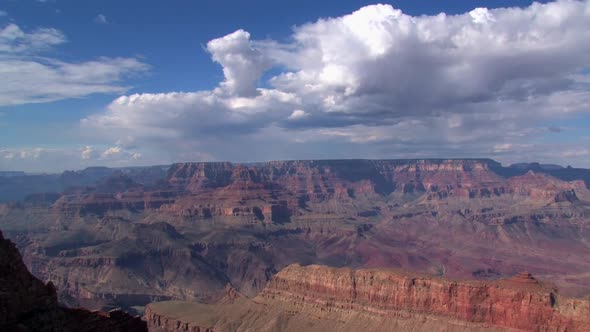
[1,0,589,172]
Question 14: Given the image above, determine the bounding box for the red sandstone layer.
[258,264,590,331]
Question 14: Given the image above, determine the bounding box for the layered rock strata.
[146,264,590,332]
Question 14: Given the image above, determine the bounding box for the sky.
[1,0,590,172]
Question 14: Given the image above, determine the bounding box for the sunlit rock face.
[145,264,590,332]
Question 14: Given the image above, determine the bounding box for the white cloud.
[469,8,495,24]
[75,0,590,167]
[84,88,299,144]
[0,23,65,53]
[207,29,270,97]
[2,151,15,160]
[493,143,513,153]
[94,14,108,24]
[562,149,590,157]
[98,146,142,161]
[288,110,309,120]
[81,146,97,160]
[1,146,147,172]
[101,146,122,158]
[0,24,149,106]
[19,148,45,159]
[1,148,45,161]
[0,57,149,106]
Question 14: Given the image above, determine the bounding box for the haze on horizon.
[1,0,590,172]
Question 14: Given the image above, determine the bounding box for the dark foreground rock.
[0,230,147,332]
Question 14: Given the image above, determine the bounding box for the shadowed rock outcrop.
[0,230,147,332]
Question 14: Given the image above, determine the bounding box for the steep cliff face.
[259,264,590,331]
[0,230,57,325]
[146,264,590,332]
[0,230,147,332]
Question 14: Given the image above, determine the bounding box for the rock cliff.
[0,230,147,332]
[260,264,590,331]
[146,264,590,332]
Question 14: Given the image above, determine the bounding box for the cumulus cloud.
[101,146,122,158]
[207,29,271,97]
[84,88,299,144]
[0,23,149,106]
[98,146,142,161]
[79,0,590,167]
[81,146,97,160]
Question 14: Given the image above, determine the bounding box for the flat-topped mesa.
[257,264,590,331]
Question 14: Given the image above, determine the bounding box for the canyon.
[1,158,590,328]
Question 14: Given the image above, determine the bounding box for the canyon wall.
[260,264,590,331]
[146,264,590,332]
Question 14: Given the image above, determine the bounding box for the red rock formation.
[144,264,590,331]
[50,160,590,224]
[258,264,590,331]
